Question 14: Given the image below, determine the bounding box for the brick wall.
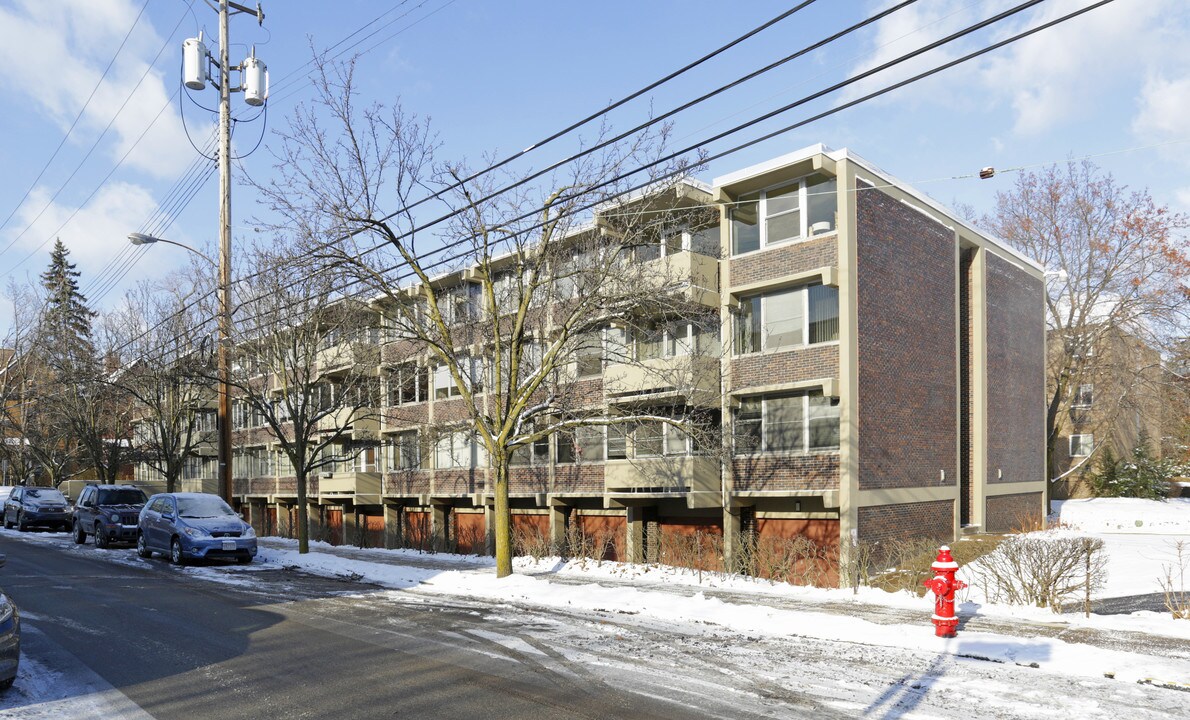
[730,344,838,389]
[729,235,838,287]
[985,492,1042,533]
[553,464,604,494]
[434,469,481,495]
[384,470,431,496]
[509,466,549,494]
[986,255,1045,485]
[856,183,957,490]
[731,453,839,492]
[857,500,954,546]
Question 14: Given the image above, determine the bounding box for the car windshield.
[26,489,66,503]
[176,496,236,518]
[97,489,148,505]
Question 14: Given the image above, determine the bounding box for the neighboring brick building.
[141,145,1047,575]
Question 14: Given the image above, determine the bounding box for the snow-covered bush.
[968,533,1106,613]
[1158,540,1190,620]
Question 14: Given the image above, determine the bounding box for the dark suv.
[73,485,148,548]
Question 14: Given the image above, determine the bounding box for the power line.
[0,2,196,263]
[35,0,1115,405]
[0,0,158,235]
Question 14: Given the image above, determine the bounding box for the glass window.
[765,183,801,245]
[389,431,420,470]
[634,421,663,458]
[764,289,803,349]
[730,198,760,255]
[607,425,627,460]
[434,364,455,400]
[807,393,841,450]
[575,425,605,462]
[575,331,603,377]
[734,398,762,454]
[1072,384,1093,408]
[605,327,630,365]
[689,225,720,257]
[664,424,688,456]
[806,175,837,235]
[735,297,762,354]
[807,284,840,344]
[556,430,576,464]
[665,320,691,357]
[766,395,804,452]
[693,317,721,357]
[1070,434,1093,457]
[635,323,664,361]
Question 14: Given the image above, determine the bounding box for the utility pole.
[181,2,267,506]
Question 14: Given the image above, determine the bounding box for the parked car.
[3,487,70,532]
[73,485,148,548]
[138,493,256,565]
[0,488,14,507]
[0,554,18,691]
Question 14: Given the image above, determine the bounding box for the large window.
[735,284,839,354]
[387,431,421,470]
[1072,384,1094,408]
[388,364,429,405]
[434,430,485,469]
[1069,434,1093,457]
[734,391,840,454]
[730,175,837,255]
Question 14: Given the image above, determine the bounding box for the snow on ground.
[1058,497,1190,534]
[3,497,1190,706]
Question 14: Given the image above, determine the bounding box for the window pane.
[664,425,687,456]
[695,318,721,357]
[766,183,799,215]
[735,297,761,354]
[576,425,605,462]
[607,425,627,460]
[807,393,840,450]
[767,210,801,245]
[636,323,664,361]
[690,226,719,257]
[806,175,837,234]
[734,398,762,454]
[664,233,683,257]
[766,396,804,452]
[576,332,603,377]
[808,284,839,344]
[605,327,630,365]
[666,320,690,357]
[765,289,803,349]
[556,430,576,464]
[731,200,759,255]
[634,421,663,458]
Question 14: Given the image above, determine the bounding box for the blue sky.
[0,0,1187,328]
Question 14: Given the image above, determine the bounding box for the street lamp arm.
[128,233,218,268]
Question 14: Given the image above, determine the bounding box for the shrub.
[968,533,1106,612]
[1158,540,1190,620]
[1091,436,1186,501]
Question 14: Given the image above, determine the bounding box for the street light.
[128,232,233,506]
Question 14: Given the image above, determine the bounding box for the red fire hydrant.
[922,545,967,638]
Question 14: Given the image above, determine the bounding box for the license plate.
[222,540,236,551]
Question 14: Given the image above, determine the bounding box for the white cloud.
[0,0,194,178]
[844,0,1187,136]
[7,182,160,288]
[1133,74,1190,141]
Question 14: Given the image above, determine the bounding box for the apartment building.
[146,144,1047,572]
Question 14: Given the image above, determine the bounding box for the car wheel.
[93,524,108,549]
[73,522,87,544]
[170,537,185,565]
[16,513,26,532]
[136,532,152,559]
[2,514,10,530]
[0,676,13,691]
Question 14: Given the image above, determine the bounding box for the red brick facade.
[857,500,954,546]
[730,344,838,389]
[855,183,957,491]
[729,235,838,287]
[985,492,1042,533]
[986,255,1045,486]
[731,453,839,492]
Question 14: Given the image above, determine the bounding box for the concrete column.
[549,501,568,555]
[383,502,403,549]
[722,504,744,573]
[431,503,450,552]
[344,502,360,547]
[625,506,646,563]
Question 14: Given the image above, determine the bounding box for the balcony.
[318,471,382,504]
[316,342,380,376]
[648,251,720,307]
[178,477,220,494]
[604,456,720,508]
[316,406,380,438]
[604,355,720,404]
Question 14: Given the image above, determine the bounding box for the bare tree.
[254,59,717,576]
[228,245,382,554]
[112,277,217,493]
[985,161,1190,483]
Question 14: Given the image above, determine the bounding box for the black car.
[3,487,70,532]
[73,485,148,548]
[0,554,18,690]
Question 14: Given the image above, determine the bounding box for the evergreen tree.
[39,238,96,370]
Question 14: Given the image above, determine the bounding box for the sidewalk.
[257,537,1190,663]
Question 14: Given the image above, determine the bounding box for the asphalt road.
[0,534,760,720]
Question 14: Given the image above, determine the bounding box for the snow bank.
[1057,498,1190,534]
